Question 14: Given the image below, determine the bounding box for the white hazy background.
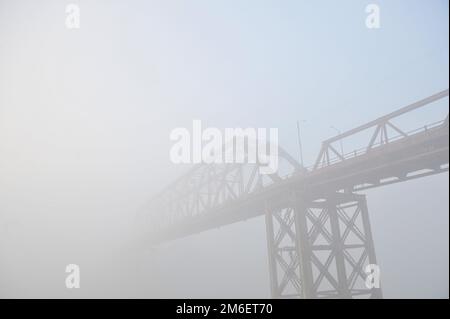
[0,0,448,298]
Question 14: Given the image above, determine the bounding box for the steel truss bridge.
[139,90,449,299]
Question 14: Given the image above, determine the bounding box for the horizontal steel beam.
[324,89,448,144]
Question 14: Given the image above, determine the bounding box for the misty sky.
[0,0,448,298]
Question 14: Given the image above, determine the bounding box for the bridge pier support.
[265,192,382,299]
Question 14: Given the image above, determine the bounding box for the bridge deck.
[147,120,449,244]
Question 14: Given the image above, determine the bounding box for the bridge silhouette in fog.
[139,89,449,299]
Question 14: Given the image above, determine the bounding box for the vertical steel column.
[358,195,383,299]
[328,195,351,298]
[265,198,302,298]
[293,198,314,298]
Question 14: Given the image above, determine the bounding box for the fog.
[0,0,448,298]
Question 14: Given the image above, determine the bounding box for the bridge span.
[139,90,449,299]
